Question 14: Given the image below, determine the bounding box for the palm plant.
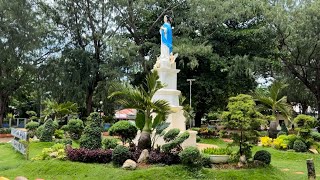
[254,80,293,122]
[42,99,78,121]
[109,71,170,149]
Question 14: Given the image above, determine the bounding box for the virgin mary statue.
[160,15,173,59]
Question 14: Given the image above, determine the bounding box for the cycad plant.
[254,80,292,122]
[109,71,170,149]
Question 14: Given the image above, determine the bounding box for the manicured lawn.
[0,140,319,180]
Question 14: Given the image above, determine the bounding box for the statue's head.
[164,15,172,24]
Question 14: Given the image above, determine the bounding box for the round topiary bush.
[26,121,40,130]
[109,121,137,145]
[179,146,201,167]
[293,139,307,152]
[66,118,84,140]
[103,138,118,149]
[40,119,55,142]
[253,150,271,165]
[26,121,40,138]
[112,145,130,166]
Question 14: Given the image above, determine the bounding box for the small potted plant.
[202,147,232,163]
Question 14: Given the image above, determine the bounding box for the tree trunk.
[85,88,94,117]
[194,111,204,127]
[306,159,316,180]
[0,93,9,128]
[138,131,151,150]
[301,102,308,114]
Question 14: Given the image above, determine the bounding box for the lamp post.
[187,79,195,128]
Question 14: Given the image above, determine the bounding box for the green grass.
[0,141,319,180]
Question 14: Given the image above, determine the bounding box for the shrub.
[196,135,201,143]
[40,119,55,142]
[179,146,201,167]
[272,135,288,149]
[258,131,268,137]
[162,131,190,153]
[0,128,11,134]
[36,125,44,138]
[26,121,40,138]
[286,134,298,149]
[65,118,84,140]
[253,150,271,165]
[148,150,181,165]
[66,147,112,163]
[54,129,64,139]
[26,121,39,130]
[260,136,272,147]
[311,131,320,141]
[277,131,287,137]
[79,113,102,150]
[53,120,59,130]
[202,147,232,155]
[102,138,118,149]
[293,139,307,152]
[55,138,72,145]
[163,128,180,142]
[294,114,316,129]
[280,123,288,134]
[33,143,66,160]
[201,154,211,168]
[112,145,130,166]
[108,121,137,145]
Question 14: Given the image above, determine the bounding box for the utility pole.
[187,79,195,128]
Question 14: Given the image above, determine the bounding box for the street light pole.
[187,79,195,128]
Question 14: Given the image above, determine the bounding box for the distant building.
[114,109,137,120]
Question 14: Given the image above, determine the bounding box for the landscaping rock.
[253,160,266,167]
[137,149,149,163]
[309,149,318,154]
[122,159,137,170]
[238,155,247,167]
[14,177,28,180]
[50,152,58,158]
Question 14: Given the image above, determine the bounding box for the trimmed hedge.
[66,147,112,163]
[109,121,137,145]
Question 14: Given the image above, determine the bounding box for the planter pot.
[209,155,230,164]
[0,134,13,138]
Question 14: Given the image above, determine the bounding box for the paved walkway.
[0,137,13,143]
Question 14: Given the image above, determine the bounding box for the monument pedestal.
[151,56,197,148]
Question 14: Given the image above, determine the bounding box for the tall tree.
[266,0,320,117]
[0,0,46,127]
[175,0,272,126]
[38,0,124,116]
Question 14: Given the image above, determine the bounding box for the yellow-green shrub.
[272,135,288,150]
[261,136,272,147]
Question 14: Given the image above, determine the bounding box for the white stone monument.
[151,15,197,148]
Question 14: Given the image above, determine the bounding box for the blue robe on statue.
[161,22,173,54]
